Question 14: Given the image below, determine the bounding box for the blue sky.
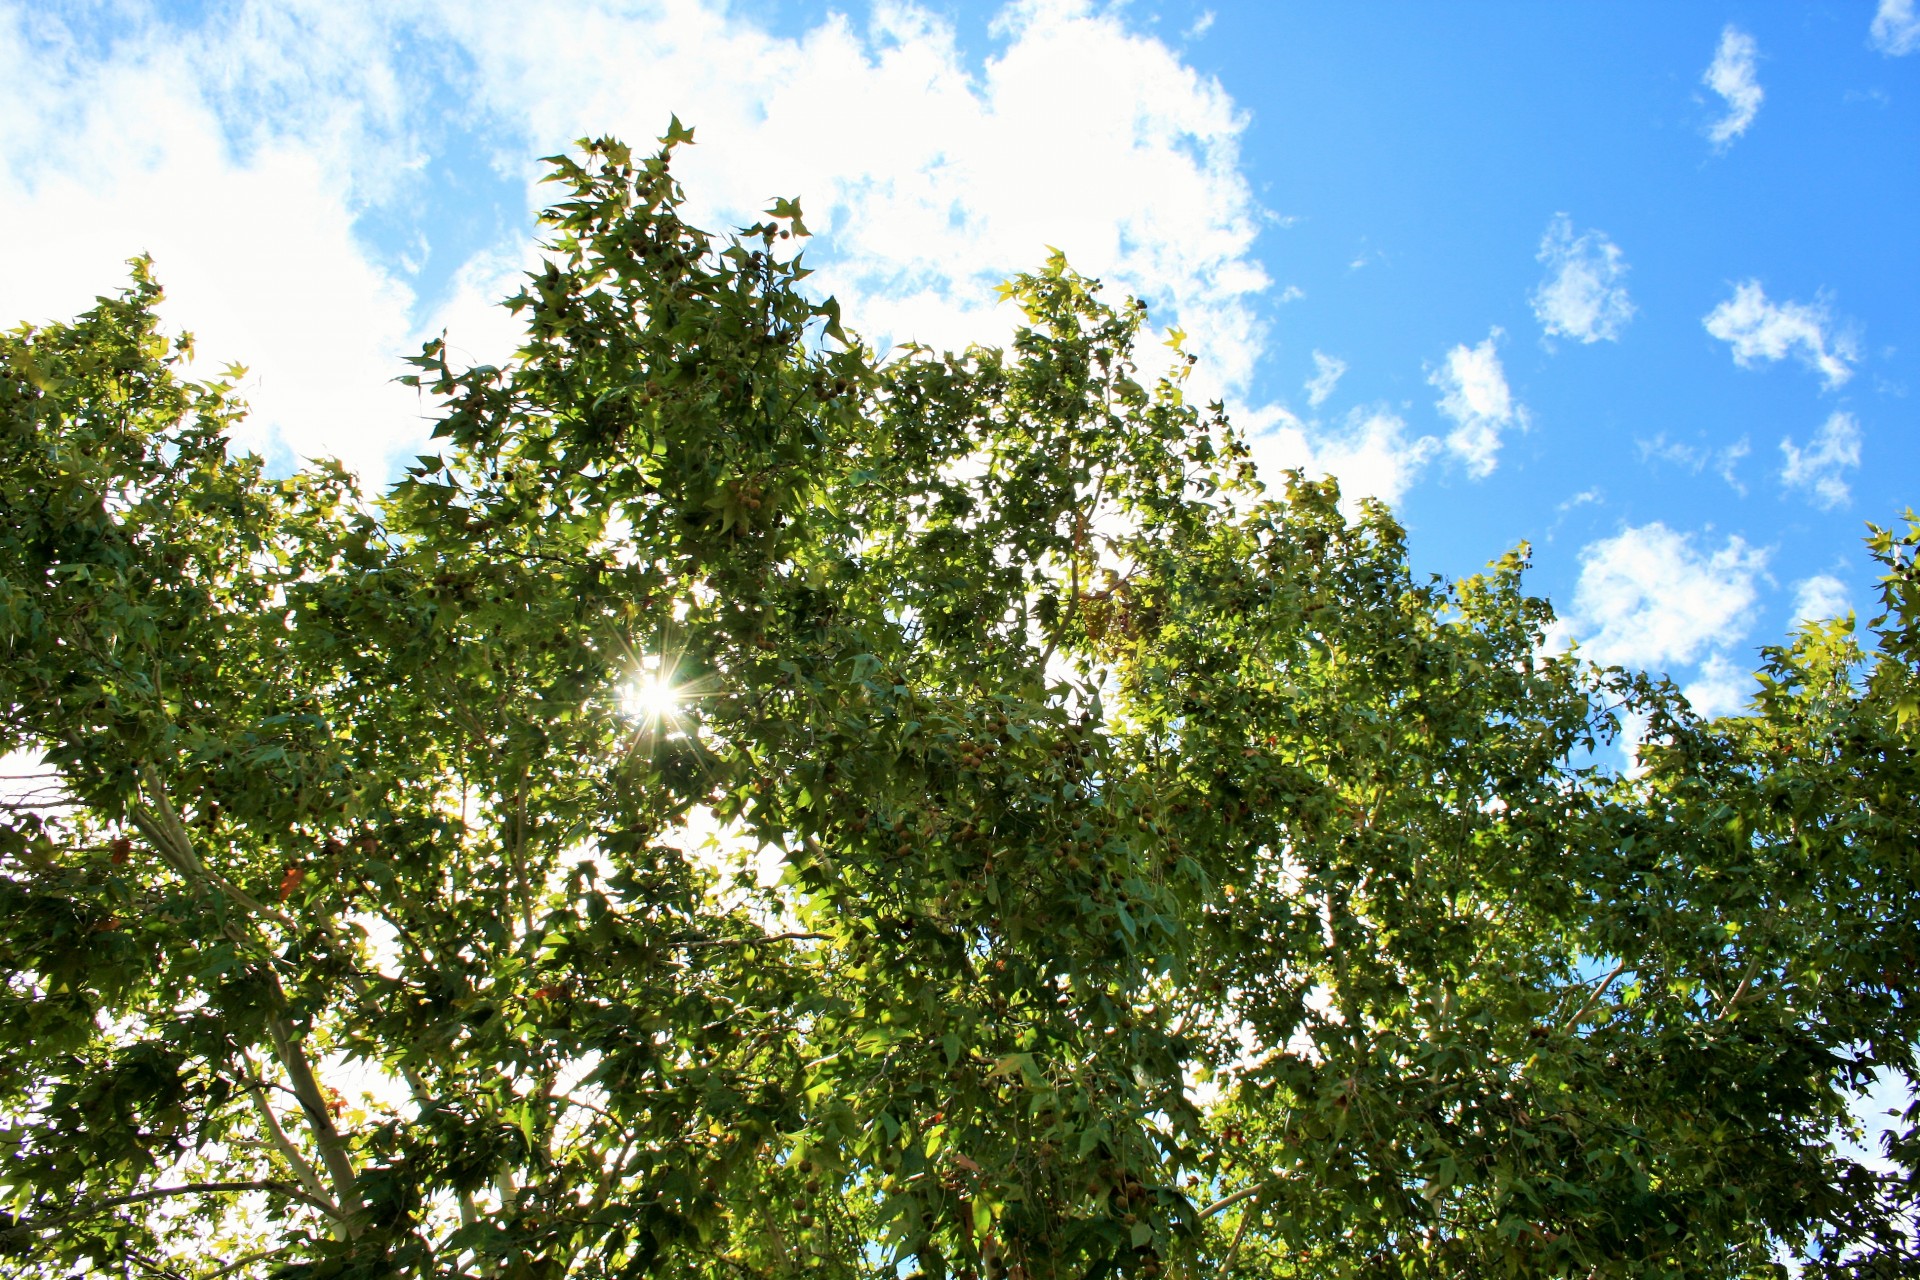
[3,0,1917,723]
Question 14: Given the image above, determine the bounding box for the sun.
[620,671,681,723]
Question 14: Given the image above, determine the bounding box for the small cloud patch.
[1567,522,1769,669]
[1871,0,1920,55]
[1531,213,1633,344]
[1304,350,1347,407]
[1703,281,1857,387]
[1703,25,1764,149]
[1245,405,1438,516]
[1792,573,1852,626]
[1430,329,1526,478]
[1779,412,1862,509]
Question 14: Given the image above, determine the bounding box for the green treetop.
[1,127,1915,1279]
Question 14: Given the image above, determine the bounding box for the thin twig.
[122,1247,189,1280]
[208,1247,286,1279]
[672,931,826,948]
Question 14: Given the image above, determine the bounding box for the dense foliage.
[1,127,1915,1279]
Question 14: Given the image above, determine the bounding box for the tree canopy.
[1,127,1916,1280]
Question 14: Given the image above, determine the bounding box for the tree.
[0,125,1915,1279]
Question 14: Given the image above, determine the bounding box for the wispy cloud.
[1566,522,1769,670]
[1719,438,1752,494]
[1636,433,1750,493]
[1793,573,1852,625]
[1531,213,1633,343]
[1558,488,1602,513]
[1304,350,1347,407]
[1430,329,1526,478]
[1637,436,1701,469]
[1703,25,1763,149]
[1779,412,1863,509]
[1703,281,1857,387]
[1872,0,1920,55]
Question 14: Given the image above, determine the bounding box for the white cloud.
[1703,25,1763,149]
[0,2,428,486]
[1716,437,1752,493]
[1566,522,1769,670]
[1792,573,1852,625]
[1779,411,1862,509]
[440,0,1273,392]
[1872,0,1920,55]
[1429,329,1526,478]
[1557,488,1602,513]
[1531,213,1633,343]
[1703,281,1857,387]
[0,0,1281,490]
[1638,435,1701,470]
[1304,350,1346,407]
[1243,405,1438,516]
[1615,707,1655,777]
[1683,653,1753,719]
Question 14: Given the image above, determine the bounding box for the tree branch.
[208,1247,288,1279]
[123,1246,190,1280]
[1716,951,1765,1021]
[1218,1201,1255,1275]
[132,765,366,1232]
[266,1015,365,1232]
[0,1180,334,1242]
[1560,960,1627,1034]
[132,766,298,934]
[241,1060,338,1219]
[1198,1184,1263,1219]
[671,930,825,948]
[511,761,533,939]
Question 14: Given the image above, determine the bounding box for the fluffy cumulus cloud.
[1682,653,1753,720]
[1792,573,1852,625]
[1872,0,1920,55]
[1244,406,1438,516]
[442,0,1275,383]
[0,0,1293,492]
[1703,25,1763,149]
[1566,522,1769,670]
[1531,213,1633,344]
[0,2,430,483]
[1429,329,1526,478]
[1304,350,1346,407]
[1779,411,1863,509]
[1703,281,1857,387]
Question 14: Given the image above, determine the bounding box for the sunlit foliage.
[1,124,1915,1279]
